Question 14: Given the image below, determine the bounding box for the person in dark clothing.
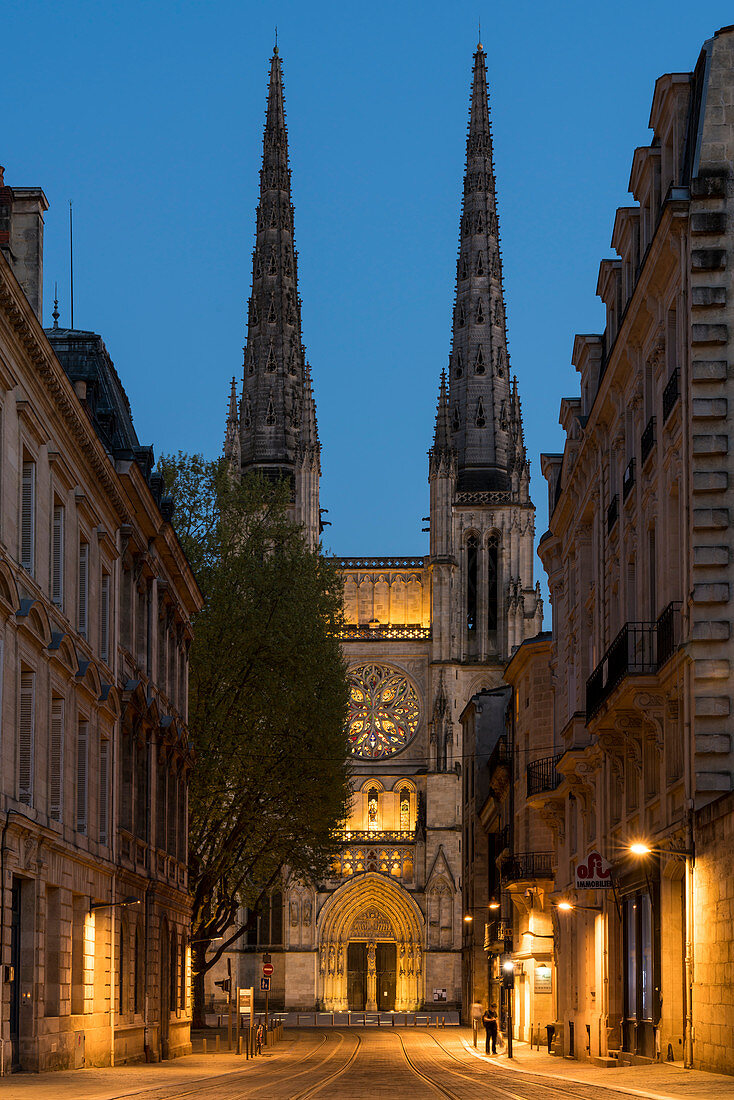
[482,1004,499,1054]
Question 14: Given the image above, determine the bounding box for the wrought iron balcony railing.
[663,368,680,422]
[586,603,681,719]
[641,415,656,465]
[502,851,555,883]
[527,753,564,797]
[488,736,512,777]
[607,494,619,533]
[336,624,431,640]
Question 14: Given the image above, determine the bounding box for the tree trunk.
[192,939,211,1029]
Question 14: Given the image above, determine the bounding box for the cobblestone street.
[3,1029,734,1100]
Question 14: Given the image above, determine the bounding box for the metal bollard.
[203,1038,207,1054]
[216,1034,220,1052]
[238,1035,243,1055]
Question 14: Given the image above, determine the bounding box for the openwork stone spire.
[429,369,455,478]
[238,45,319,486]
[448,42,513,492]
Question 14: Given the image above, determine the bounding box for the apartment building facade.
[538,26,734,1074]
[0,170,201,1073]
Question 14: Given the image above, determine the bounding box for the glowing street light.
[629,841,652,856]
[488,900,500,911]
[463,913,473,923]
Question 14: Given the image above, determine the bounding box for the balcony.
[336,625,431,640]
[607,494,619,534]
[663,368,680,422]
[527,753,564,797]
[502,851,555,883]
[586,603,682,719]
[641,415,656,465]
[622,458,635,501]
[484,919,513,950]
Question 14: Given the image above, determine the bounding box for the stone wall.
[693,790,734,1074]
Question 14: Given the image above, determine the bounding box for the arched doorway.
[317,873,424,1011]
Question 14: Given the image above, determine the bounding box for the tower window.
[476,397,486,428]
[400,788,410,832]
[467,536,478,633]
[475,347,485,375]
[452,408,460,432]
[488,538,498,643]
[367,787,379,829]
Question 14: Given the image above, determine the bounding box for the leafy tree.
[160,454,350,1024]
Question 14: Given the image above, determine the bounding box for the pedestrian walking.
[255,1021,264,1054]
[482,1004,499,1054]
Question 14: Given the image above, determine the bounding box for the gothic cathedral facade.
[223,43,542,1012]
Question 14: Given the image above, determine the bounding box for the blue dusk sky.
[2,1,731,589]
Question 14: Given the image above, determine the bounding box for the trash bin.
[545,1024,555,1054]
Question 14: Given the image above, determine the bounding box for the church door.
[376,943,397,1011]
[347,942,367,1010]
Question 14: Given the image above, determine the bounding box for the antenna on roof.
[69,200,74,330]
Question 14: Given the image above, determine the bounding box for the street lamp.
[555,900,602,913]
[488,900,500,911]
[464,913,474,922]
[90,895,141,915]
[502,957,514,1058]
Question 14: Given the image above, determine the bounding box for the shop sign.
[535,965,552,993]
[575,850,613,888]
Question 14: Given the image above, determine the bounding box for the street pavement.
[3,1028,734,1099]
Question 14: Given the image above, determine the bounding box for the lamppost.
[502,956,514,1057]
[627,839,694,1069]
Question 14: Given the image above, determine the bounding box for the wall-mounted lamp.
[90,895,141,915]
[554,900,602,913]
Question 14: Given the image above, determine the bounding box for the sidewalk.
[459,1030,734,1100]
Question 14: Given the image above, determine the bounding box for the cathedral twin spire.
[432,42,527,495]
[225,46,320,494]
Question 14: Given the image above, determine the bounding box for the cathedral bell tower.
[429,42,542,666]
[224,45,321,548]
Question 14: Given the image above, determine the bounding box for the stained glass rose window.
[347,664,419,759]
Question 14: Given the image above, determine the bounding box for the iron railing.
[607,494,619,533]
[336,624,431,640]
[502,851,555,882]
[623,458,636,501]
[641,415,656,464]
[656,601,682,668]
[527,753,564,797]
[586,603,682,719]
[663,368,680,422]
[336,557,425,569]
[338,829,415,843]
[488,736,512,776]
[494,823,511,854]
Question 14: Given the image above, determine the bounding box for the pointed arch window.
[466,536,478,634]
[268,247,277,275]
[475,252,484,276]
[265,397,276,426]
[493,300,502,326]
[255,257,263,279]
[476,397,486,428]
[460,258,468,280]
[266,341,277,372]
[496,349,506,378]
[251,300,259,326]
[267,295,277,324]
[475,213,483,233]
[487,536,499,646]
[458,304,466,328]
[452,408,460,432]
[243,397,252,429]
[474,347,485,375]
[399,788,410,832]
[367,787,379,829]
[455,351,463,378]
[476,300,485,324]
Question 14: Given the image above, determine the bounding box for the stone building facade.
[0,170,202,1072]
[220,43,542,1013]
[537,25,734,1073]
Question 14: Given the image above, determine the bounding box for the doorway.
[10,879,21,1070]
[347,942,367,1009]
[376,943,396,1011]
[159,918,170,1059]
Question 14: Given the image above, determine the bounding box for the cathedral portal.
[317,874,424,1011]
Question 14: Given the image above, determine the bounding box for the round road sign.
[262,963,274,976]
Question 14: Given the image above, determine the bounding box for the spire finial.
[52,281,59,328]
[477,17,482,50]
[274,26,278,54]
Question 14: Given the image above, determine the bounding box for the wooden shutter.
[52,505,64,606]
[20,461,35,573]
[100,573,110,663]
[49,697,64,821]
[18,670,35,804]
[76,720,88,834]
[99,736,109,844]
[78,543,89,640]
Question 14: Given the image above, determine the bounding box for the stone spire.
[224,376,241,470]
[429,369,454,477]
[448,42,513,492]
[238,45,319,497]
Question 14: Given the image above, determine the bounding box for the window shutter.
[20,462,35,574]
[78,543,89,640]
[52,505,64,606]
[49,697,64,822]
[99,737,109,844]
[100,573,110,663]
[18,670,35,804]
[76,721,88,834]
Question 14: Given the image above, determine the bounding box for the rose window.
[347,664,419,759]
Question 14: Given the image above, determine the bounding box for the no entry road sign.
[262,963,274,976]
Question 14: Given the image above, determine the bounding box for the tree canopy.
[160,454,350,1014]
